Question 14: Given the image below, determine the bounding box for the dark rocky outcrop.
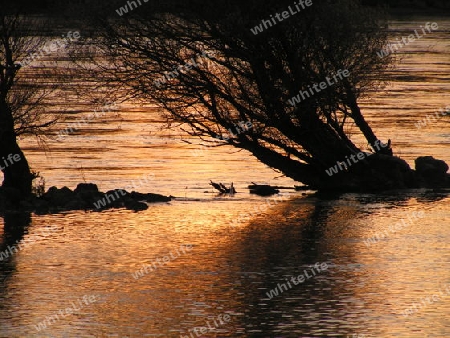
[0,183,171,215]
[313,154,450,192]
[361,154,418,190]
[415,156,450,188]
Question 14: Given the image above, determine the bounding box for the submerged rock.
[74,183,100,199]
[42,186,74,207]
[124,199,148,211]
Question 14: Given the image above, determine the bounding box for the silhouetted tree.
[0,8,61,198]
[86,0,418,191]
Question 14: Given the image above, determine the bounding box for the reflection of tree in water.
[222,191,450,335]
[0,212,31,288]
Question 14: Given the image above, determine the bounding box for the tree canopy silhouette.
[82,0,440,191]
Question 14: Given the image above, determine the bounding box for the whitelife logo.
[415,105,450,129]
[19,31,80,67]
[250,0,313,35]
[363,211,425,247]
[153,51,215,88]
[131,244,193,280]
[288,69,350,107]
[34,295,99,332]
[402,283,450,317]
[376,22,439,58]
[265,262,328,300]
[180,312,232,338]
[0,226,59,262]
[189,121,253,158]
[116,0,148,16]
[325,140,389,177]
[0,153,21,171]
[93,173,156,209]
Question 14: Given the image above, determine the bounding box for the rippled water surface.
[0,17,450,338]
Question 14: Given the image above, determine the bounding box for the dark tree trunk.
[343,83,392,155]
[0,98,32,198]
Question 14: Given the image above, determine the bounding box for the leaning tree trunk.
[343,82,392,155]
[0,97,32,198]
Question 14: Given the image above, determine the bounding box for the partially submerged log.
[248,183,280,196]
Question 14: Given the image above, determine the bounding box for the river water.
[0,16,449,338]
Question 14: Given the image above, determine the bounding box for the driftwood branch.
[210,180,236,194]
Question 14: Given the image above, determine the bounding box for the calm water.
[1,17,449,337]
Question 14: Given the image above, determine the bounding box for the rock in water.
[415,156,449,187]
[248,184,279,196]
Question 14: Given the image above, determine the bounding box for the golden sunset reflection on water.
[0,16,449,338]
